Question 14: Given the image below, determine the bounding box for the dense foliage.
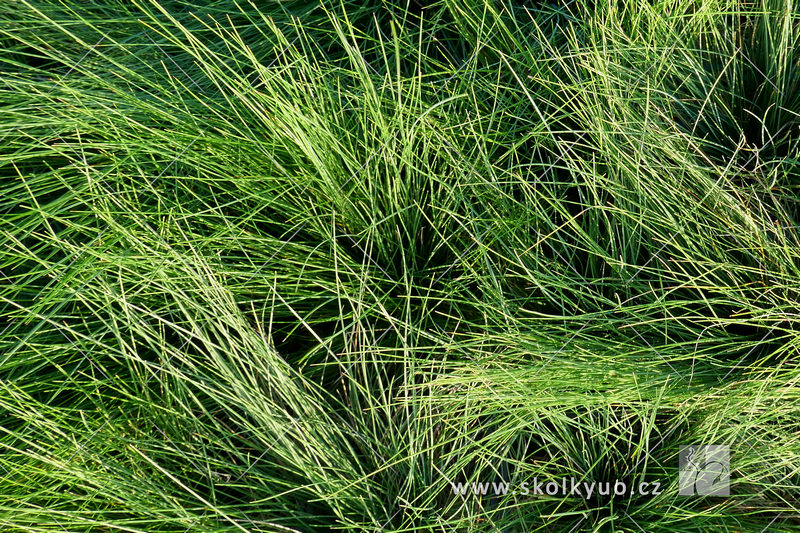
[1,1,799,531]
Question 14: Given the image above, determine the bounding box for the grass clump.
[1,0,799,531]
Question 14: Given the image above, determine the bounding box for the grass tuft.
[1,0,799,531]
